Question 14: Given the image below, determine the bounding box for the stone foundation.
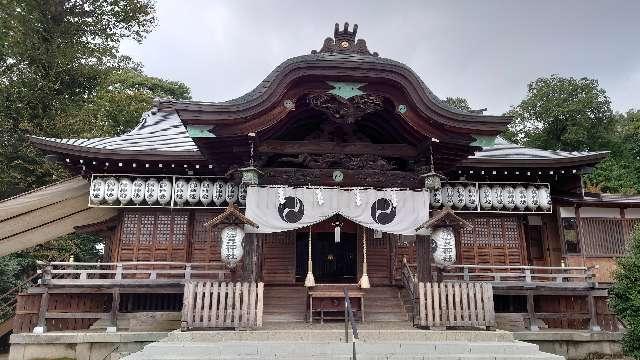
[9,332,168,360]
[514,331,624,360]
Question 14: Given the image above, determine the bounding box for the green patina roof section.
[471,135,496,147]
[187,125,216,138]
[327,81,366,99]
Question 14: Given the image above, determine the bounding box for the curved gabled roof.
[30,110,202,160]
[461,137,609,167]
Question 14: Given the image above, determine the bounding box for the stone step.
[123,340,563,360]
[161,329,516,343]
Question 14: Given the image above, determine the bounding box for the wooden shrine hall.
[3,22,638,336]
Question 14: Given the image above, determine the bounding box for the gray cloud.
[120,0,640,115]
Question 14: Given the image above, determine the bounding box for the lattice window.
[172,213,189,245]
[121,213,140,245]
[156,214,172,245]
[580,218,640,257]
[504,219,521,248]
[459,215,525,266]
[139,214,156,245]
[192,212,212,245]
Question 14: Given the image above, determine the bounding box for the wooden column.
[415,235,432,283]
[242,233,259,282]
[588,292,602,332]
[110,288,120,331]
[35,287,49,333]
[527,291,539,331]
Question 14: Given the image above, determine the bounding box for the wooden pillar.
[242,233,259,282]
[35,288,49,333]
[588,292,602,332]
[109,288,120,332]
[527,291,539,331]
[415,235,432,283]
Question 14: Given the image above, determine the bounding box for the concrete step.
[123,340,563,360]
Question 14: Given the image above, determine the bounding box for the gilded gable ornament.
[312,22,379,57]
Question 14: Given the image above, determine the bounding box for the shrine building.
[1,23,638,348]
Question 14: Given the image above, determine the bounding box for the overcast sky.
[120,0,640,115]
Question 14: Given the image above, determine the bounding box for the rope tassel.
[359,228,371,289]
[304,227,316,287]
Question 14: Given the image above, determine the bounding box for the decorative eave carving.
[312,22,379,57]
[416,208,472,232]
[204,203,258,228]
[307,93,384,125]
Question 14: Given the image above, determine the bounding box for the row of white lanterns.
[89,176,247,207]
[430,183,552,211]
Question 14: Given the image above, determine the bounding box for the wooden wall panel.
[261,231,296,284]
[116,210,189,262]
[191,211,223,263]
[459,215,526,266]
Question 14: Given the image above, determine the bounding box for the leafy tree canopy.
[0,0,191,199]
[503,75,615,151]
[610,227,640,358]
[0,0,191,292]
[443,97,472,112]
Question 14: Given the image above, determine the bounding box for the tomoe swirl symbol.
[370,198,397,225]
[277,196,304,223]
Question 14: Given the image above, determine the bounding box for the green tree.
[587,109,640,194]
[443,97,472,112]
[503,75,615,151]
[610,227,640,359]
[0,0,158,199]
[0,0,192,299]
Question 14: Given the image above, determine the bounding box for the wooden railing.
[38,261,231,286]
[181,281,263,329]
[417,281,496,329]
[404,263,596,288]
[400,257,418,325]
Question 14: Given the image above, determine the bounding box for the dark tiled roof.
[31,110,199,152]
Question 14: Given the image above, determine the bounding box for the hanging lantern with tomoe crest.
[220,225,244,268]
[431,226,456,267]
[203,204,259,269]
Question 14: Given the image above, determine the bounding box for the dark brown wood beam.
[258,140,418,157]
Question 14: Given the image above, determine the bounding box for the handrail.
[38,261,232,285]
[343,287,358,360]
[401,256,417,325]
[404,263,595,284]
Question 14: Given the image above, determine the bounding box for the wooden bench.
[308,285,365,324]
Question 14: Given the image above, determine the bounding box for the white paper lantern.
[104,177,119,204]
[526,186,540,210]
[515,186,527,211]
[453,185,466,209]
[144,178,159,205]
[131,178,146,205]
[479,185,493,210]
[213,181,226,206]
[238,183,248,205]
[538,186,552,211]
[187,179,200,205]
[89,178,105,204]
[431,227,456,266]
[221,225,244,268]
[173,179,188,206]
[199,180,214,205]
[225,183,238,204]
[430,188,442,208]
[491,185,504,210]
[465,185,478,209]
[117,178,133,205]
[442,185,454,208]
[157,179,172,205]
[502,186,516,210]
